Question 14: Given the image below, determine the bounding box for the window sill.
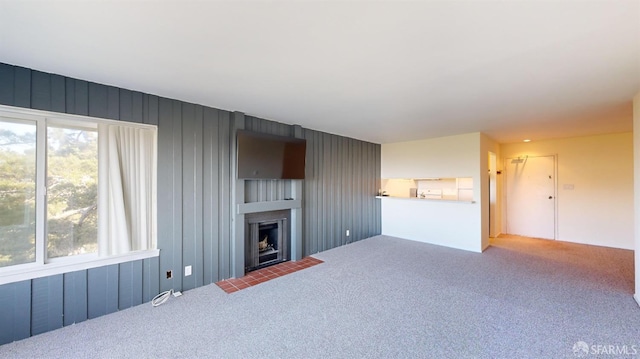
[0,249,160,286]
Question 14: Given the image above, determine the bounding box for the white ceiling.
[1,1,638,144]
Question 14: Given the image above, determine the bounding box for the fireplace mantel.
[237,199,302,215]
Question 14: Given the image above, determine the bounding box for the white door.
[505,155,555,239]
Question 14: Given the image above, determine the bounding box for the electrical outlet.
[166,270,172,279]
[185,265,192,276]
[346,229,350,237]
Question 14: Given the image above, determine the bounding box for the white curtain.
[98,124,157,256]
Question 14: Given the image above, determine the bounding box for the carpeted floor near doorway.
[215,256,323,293]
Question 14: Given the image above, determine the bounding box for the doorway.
[488,152,497,237]
[505,155,556,239]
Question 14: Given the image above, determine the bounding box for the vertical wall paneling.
[64,78,75,115]
[303,131,314,255]
[333,134,341,248]
[322,132,331,251]
[203,107,218,284]
[142,257,160,303]
[14,66,31,108]
[119,89,133,122]
[157,98,183,292]
[171,101,184,287]
[142,94,150,124]
[308,130,321,255]
[193,104,204,288]
[341,137,350,245]
[50,74,65,113]
[118,260,143,310]
[290,125,304,261]
[182,103,196,290]
[0,63,15,105]
[88,82,108,118]
[31,275,64,335]
[202,107,232,284]
[231,112,246,278]
[301,129,381,256]
[131,91,143,123]
[181,103,204,291]
[313,131,322,254]
[330,133,338,249]
[87,265,119,319]
[0,63,382,343]
[0,281,31,345]
[355,140,363,240]
[31,71,51,111]
[144,94,159,126]
[106,86,119,120]
[348,138,356,242]
[63,271,88,326]
[156,97,173,292]
[66,79,89,116]
[218,111,232,279]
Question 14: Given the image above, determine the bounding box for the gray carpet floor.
[1,235,638,359]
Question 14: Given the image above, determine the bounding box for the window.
[47,125,98,259]
[0,120,36,267]
[0,106,158,283]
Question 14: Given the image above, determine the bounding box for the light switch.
[563,184,575,190]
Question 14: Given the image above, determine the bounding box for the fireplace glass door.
[245,211,289,272]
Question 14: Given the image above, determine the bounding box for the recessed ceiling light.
[523,139,531,142]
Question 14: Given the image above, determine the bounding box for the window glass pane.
[47,126,98,258]
[0,120,37,267]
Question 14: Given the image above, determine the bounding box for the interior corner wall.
[302,129,382,254]
[380,133,483,252]
[480,134,500,251]
[501,132,634,250]
[0,63,381,344]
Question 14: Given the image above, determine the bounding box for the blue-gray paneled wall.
[303,129,382,254]
[0,63,380,344]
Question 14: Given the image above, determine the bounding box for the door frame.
[488,151,497,238]
[503,154,558,240]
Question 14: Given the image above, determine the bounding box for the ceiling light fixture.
[523,139,531,142]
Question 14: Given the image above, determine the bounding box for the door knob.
[548,196,553,199]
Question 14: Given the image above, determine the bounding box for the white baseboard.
[634,294,640,308]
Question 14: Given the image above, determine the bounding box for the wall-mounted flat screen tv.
[237,130,306,179]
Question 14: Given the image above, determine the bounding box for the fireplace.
[245,210,290,272]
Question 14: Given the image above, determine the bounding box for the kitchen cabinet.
[380,177,474,202]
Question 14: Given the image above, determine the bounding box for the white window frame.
[0,105,159,285]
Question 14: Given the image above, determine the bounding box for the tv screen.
[237,130,306,179]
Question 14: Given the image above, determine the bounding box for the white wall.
[381,198,481,252]
[633,92,640,304]
[382,133,480,179]
[480,134,500,250]
[501,132,634,250]
[381,133,484,252]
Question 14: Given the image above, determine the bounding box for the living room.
[0,1,638,357]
